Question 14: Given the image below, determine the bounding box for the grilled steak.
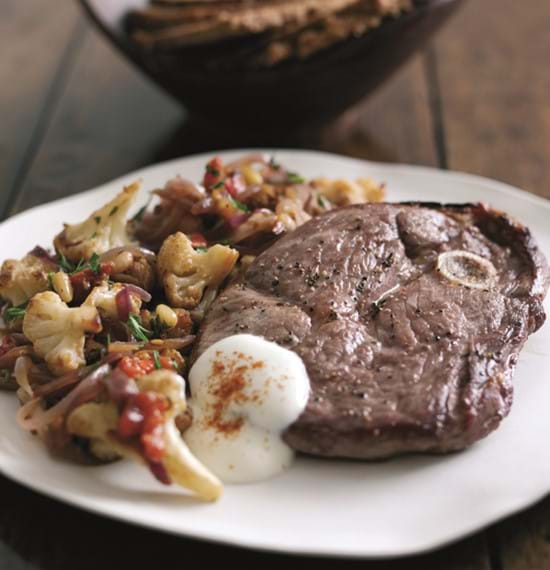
[195,203,550,459]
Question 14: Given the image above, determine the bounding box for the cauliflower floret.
[54,182,139,263]
[157,232,238,309]
[23,291,102,375]
[0,252,55,306]
[312,177,385,206]
[84,282,143,320]
[67,370,222,501]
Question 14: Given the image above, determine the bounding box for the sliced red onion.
[17,363,111,434]
[99,246,156,263]
[14,356,33,399]
[103,367,138,406]
[227,212,251,229]
[115,287,132,322]
[34,353,123,398]
[144,336,195,351]
[124,284,152,303]
[108,341,143,353]
[0,345,34,369]
[148,461,171,485]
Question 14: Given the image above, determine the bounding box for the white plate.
[1,150,549,559]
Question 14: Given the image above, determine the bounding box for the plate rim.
[1,148,549,559]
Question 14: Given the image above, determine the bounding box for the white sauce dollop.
[184,334,310,483]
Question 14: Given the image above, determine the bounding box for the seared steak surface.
[195,203,550,458]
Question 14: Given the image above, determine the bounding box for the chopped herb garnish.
[194,246,208,253]
[57,252,74,273]
[269,156,281,170]
[228,195,249,212]
[212,180,225,190]
[88,252,101,274]
[4,304,27,322]
[317,194,330,208]
[287,172,305,184]
[109,205,119,217]
[152,350,161,370]
[94,216,101,224]
[131,201,150,223]
[207,166,220,177]
[58,252,101,275]
[47,271,55,289]
[127,314,151,343]
[219,238,233,246]
[73,258,86,273]
[151,314,163,338]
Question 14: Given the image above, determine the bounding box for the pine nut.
[240,165,263,186]
[156,304,178,328]
[52,271,74,303]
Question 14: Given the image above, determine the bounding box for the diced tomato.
[117,391,169,463]
[117,403,144,438]
[148,461,171,485]
[203,156,224,189]
[189,233,208,248]
[0,336,16,358]
[70,265,112,298]
[118,354,156,378]
[117,352,174,378]
[224,173,246,197]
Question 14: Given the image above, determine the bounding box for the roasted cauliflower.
[67,369,222,501]
[84,282,143,320]
[312,177,385,206]
[0,252,56,306]
[157,232,238,309]
[23,291,102,375]
[54,183,139,263]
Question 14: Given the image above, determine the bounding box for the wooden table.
[1,1,549,568]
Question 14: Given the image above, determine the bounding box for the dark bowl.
[79,0,462,130]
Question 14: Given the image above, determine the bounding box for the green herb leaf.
[73,258,86,273]
[228,195,249,212]
[109,205,119,217]
[269,156,281,171]
[317,194,330,208]
[219,238,233,246]
[212,180,225,190]
[94,216,101,224]
[57,252,74,273]
[194,246,208,253]
[149,314,163,338]
[4,304,27,322]
[47,272,55,289]
[287,172,305,184]
[88,252,101,274]
[131,199,151,223]
[152,350,161,370]
[207,166,220,177]
[127,314,151,343]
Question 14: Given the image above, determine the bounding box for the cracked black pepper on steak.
[195,202,550,459]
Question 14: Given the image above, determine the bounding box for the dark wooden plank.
[319,55,440,167]
[154,55,440,168]
[432,0,550,568]
[491,496,550,570]
[8,20,183,215]
[434,0,550,199]
[0,0,82,216]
